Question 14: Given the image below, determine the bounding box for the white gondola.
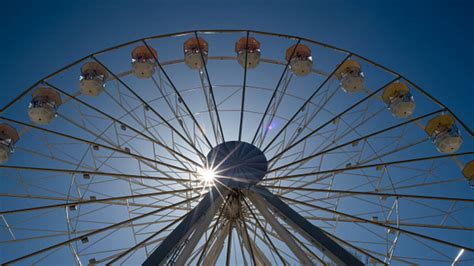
[382,82,416,118]
[425,114,462,153]
[462,161,474,188]
[235,37,261,69]
[131,45,158,79]
[286,44,313,77]
[80,62,109,96]
[184,37,208,70]
[28,87,62,125]
[0,124,19,164]
[335,60,364,93]
[2,30,472,266]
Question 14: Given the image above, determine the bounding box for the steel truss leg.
[143,186,362,265]
[235,222,271,266]
[174,202,218,265]
[203,222,231,265]
[246,191,314,265]
[249,186,364,266]
[142,188,226,266]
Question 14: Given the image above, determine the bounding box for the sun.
[198,167,216,183]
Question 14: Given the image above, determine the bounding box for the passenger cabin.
[0,124,19,163]
[335,60,364,93]
[131,45,158,79]
[235,37,261,69]
[184,37,208,70]
[28,87,62,125]
[285,44,313,77]
[80,62,109,96]
[382,82,416,118]
[425,114,462,153]
[462,161,474,188]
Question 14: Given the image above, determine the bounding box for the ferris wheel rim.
[0,29,473,265]
[1,29,471,136]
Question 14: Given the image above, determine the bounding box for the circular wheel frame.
[0,30,473,265]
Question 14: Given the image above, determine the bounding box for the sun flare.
[198,168,216,183]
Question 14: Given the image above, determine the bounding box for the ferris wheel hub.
[206,141,268,189]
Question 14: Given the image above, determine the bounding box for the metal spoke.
[266,152,473,179]
[279,195,474,252]
[268,108,444,170]
[194,31,225,143]
[262,53,352,153]
[268,76,400,162]
[264,185,474,203]
[319,227,387,265]
[251,38,301,145]
[91,56,207,158]
[0,165,194,182]
[0,116,192,173]
[106,212,188,265]
[43,81,203,167]
[305,215,474,231]
[2,195,201,265]
[0,188,198,215]
[142,40,214,149]
[238,31,250,141]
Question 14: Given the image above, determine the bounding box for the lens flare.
[198,168,216,183]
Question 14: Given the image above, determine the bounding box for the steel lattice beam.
[142,188,226,266]
[249,186,364,266]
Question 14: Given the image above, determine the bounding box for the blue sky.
[0,0,473,127]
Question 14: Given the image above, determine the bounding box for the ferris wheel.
[0,30,473,265]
